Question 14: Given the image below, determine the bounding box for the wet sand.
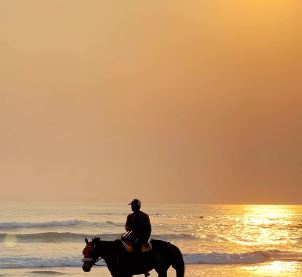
[2,262,302,277]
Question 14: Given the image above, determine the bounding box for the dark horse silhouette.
[82,237,185,277]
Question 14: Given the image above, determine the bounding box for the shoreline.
[2,262,302,277]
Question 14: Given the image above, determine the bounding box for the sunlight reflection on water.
[1,203,302,276]
[242,261,302,276]
[225,205,299,251]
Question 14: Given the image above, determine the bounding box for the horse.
[82,237,185,277]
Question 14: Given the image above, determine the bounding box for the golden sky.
[0,0,301,203]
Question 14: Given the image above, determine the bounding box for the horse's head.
[82,237,100,272]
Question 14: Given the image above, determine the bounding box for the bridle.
[82,238,105,271]
[82,256,104,266]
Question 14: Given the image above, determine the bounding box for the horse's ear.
[85,238,88,245]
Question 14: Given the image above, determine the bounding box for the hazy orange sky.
[1,1,301,203]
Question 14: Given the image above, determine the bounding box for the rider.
[124,199,151,252]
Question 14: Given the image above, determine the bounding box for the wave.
[0,220,187,233]
[184,250,302,265]
[0,256,87,269]
[0,232,196,243]
[1,250,302,269]
[30,270,65,275]
[0,232,120,243]
[0,220,84,229]
[0,220,182,230]
[88,212,128,216]
[0,220,124,229]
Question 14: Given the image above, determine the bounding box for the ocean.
[1,202,302,276]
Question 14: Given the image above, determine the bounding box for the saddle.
[120,235,152,277]
[120,238,152,253]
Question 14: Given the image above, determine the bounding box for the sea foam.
[185,250,302,265]
[1,250,302,269]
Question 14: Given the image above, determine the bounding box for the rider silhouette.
[125,199,151,252]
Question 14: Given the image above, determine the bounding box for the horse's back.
[150,239,185,277]
[150,239,177,252]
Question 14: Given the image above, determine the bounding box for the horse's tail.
[171,244,185,277]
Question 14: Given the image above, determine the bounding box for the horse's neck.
[96,241,117,258]
[96,241,120,275]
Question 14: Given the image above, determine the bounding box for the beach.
[1,263,302,277]
[1,202,302,276]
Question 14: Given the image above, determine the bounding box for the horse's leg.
[157,271,167,277]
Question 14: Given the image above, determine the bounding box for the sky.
[0,0,301,204]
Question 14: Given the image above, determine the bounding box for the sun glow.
[232,206,295,247]
[243,206,293,226]
[243,261,301,276]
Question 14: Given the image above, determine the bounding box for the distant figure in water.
[124,199,152,252]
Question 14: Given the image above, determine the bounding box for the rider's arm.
[125,214,132,231]
[125,225,131,231]
[145,214,151,239]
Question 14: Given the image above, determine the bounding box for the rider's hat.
[129,199,141,208]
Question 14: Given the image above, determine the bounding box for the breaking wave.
[0,220,123,229]
[184,250,302,265]
[1,250,302,269]
[0,232,195,243]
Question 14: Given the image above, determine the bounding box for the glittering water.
[1,202,302,276]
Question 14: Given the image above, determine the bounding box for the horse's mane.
[94,239,123,256]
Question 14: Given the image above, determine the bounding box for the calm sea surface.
[1,202,302,276]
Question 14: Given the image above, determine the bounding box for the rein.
[93,257,104,266]
[82,257,105,267]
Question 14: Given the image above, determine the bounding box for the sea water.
[1,202,302,276]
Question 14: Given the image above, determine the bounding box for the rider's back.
[126,210,151,242]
